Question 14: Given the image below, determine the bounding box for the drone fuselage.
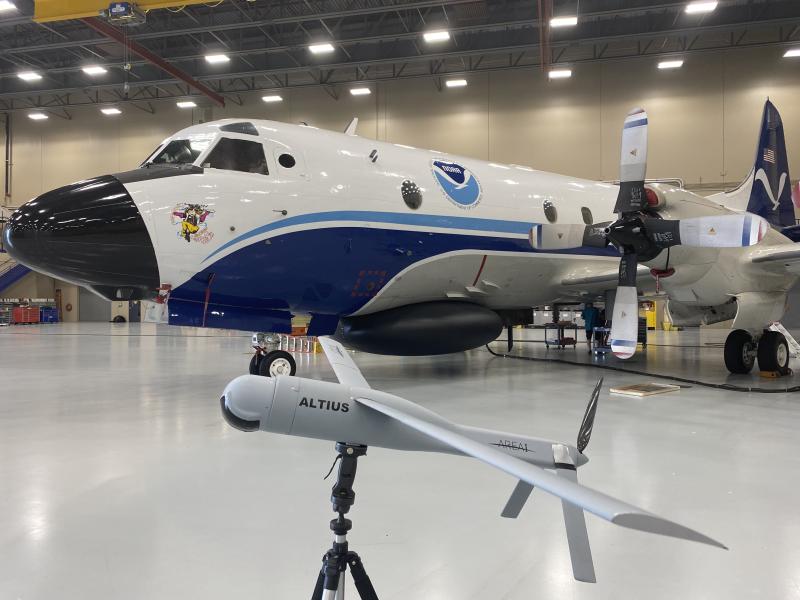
[221,374,585,470]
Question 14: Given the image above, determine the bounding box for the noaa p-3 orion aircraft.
[4,100,799,375]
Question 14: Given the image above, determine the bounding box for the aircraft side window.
[278,153,296,169]
[581,206,593,225]
[543,199,558,223]
[203,138,269,175]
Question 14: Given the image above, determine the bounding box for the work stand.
[311,442,380,600]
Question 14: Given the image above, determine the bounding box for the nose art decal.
[172,203,215,243]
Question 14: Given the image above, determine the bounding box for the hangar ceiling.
[0,0,798,113]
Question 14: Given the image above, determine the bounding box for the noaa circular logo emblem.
[431,159,481,209]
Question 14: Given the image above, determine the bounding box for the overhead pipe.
[82,16,225,107]
[3,112,10,204]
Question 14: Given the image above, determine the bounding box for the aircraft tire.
[757,331,789,372]
[248,353,262,375]
[258,350,296,377]
[724,329,756,374]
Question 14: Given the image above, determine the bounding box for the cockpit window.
[148,139,205,165]
[202,137,269,175]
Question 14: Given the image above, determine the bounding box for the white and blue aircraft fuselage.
[5,101,799,373]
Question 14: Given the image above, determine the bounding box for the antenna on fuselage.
[344,117,359,136]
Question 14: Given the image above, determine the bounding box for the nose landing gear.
[248,332,297,377]
[724,329,790,375]
[249,349,297,377]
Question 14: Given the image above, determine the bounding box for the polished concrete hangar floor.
[0,324,799,600]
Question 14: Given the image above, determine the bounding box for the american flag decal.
[763,148,776,164]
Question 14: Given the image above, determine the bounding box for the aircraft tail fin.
[710,100,795,228]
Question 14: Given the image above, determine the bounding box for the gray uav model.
[220,337,725,584]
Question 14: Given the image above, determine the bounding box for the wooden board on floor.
[610,383,681,397]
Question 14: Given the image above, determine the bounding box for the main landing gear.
[249,349,297,377]
[724,329,790,375]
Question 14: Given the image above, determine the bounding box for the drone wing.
[319,336,371,389]
[355,395,725,550]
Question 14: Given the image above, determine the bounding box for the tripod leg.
[347,553,379,600]
[313,552,343,600]
[336,572,345,600]
[311,569,325,600]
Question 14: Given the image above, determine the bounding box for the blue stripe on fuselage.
[204,210,534,262]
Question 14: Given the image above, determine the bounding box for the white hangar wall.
[2,45,798,207]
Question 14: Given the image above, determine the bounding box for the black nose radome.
[3,175,159,300]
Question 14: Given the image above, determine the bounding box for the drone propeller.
[531,108,769,359]
[552,378,603,582]
[576,377,601,454]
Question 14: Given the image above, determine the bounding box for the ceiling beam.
[81,16,225,107]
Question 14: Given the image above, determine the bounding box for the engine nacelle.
[665,298,737,327]
[334,301,503,355]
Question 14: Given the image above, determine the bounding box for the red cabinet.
[11,307,40,324]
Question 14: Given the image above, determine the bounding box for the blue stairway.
[0,253,31,294]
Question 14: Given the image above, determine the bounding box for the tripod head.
[330,442,368,516]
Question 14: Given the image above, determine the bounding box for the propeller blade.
[610,253,639,359]
[646,214,768,249]
[613,108,648,215]
[577,378,602,454]
[554,444,596,583]
[583,222,612,248]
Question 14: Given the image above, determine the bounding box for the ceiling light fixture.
[550,16,578,27]
[548,69,572,79]
[82,65,107,75]
[101,107,122,115]
[445,79,468,88]
[309,43,335,54]
[783,49,800,58]
[205,53,230,64]
[423,30,450,43]
[658,59,684,69]
[176,100,197,108]
[28,112,48,120]
[350,87,371,96]
[685,1,717,14]
[18,71,42,81]
[262,94,283,103]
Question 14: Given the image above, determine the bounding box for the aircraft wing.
[319,336,371,389]
[355,395,725,549]
[749,245,800,274]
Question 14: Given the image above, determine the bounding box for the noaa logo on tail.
[431,160,482,209]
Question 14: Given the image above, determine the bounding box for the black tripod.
[311,442,380,600]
